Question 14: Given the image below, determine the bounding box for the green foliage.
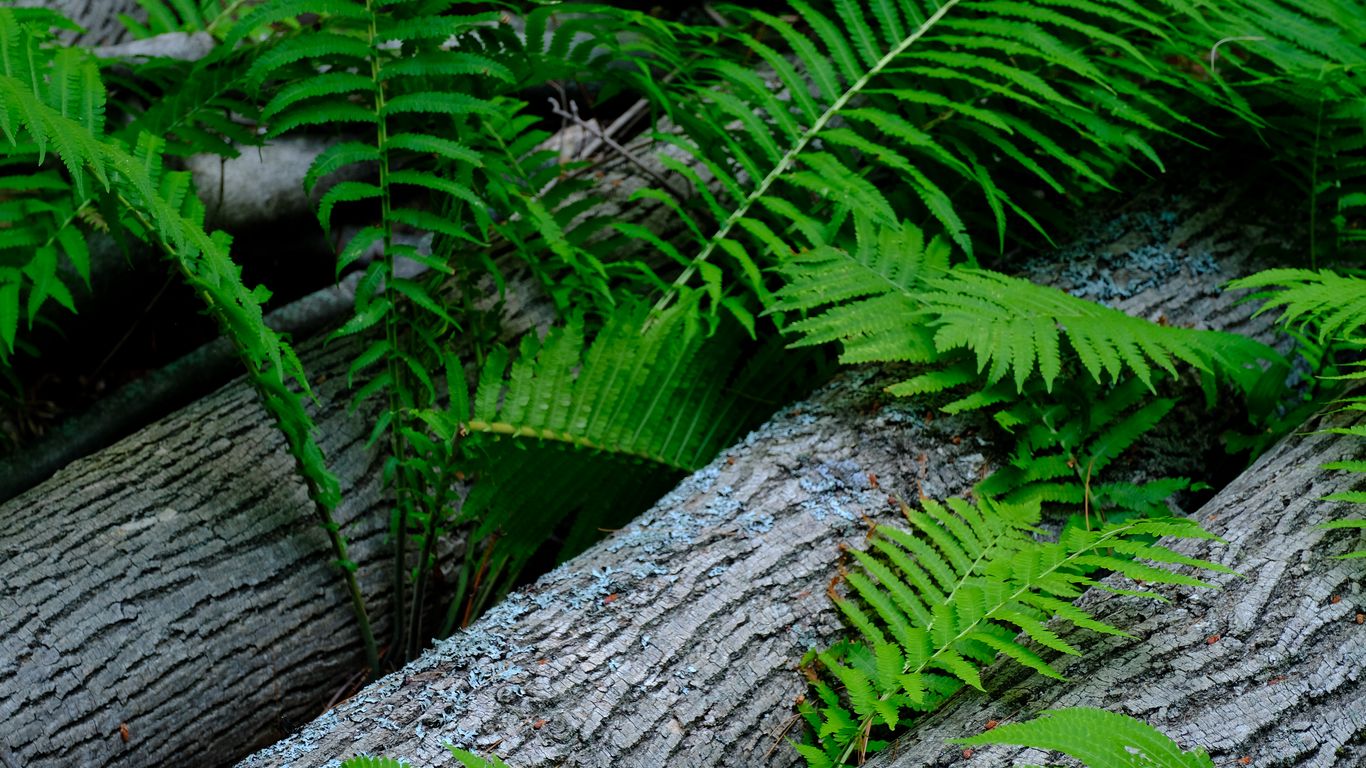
[1195,1,1366,262]
[447,745,512,768]
[797,496,1229,767]
[233,0,715,659]
[628,0,1255,323]
[1231,269,1366,557]
[775,217,1281,403]
[118,0,242,38]
[8,5,1364,756]
[0,4,371,668]
[340,757,410,768]
[417,299,816,623]
[975,375,1198,516]
[951,707,1214,768]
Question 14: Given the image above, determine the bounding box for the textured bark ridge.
[239,183,1300,768]
[873,403,1366,768]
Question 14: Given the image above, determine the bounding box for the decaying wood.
[871,400,1366,768]
[238,183,1304,768]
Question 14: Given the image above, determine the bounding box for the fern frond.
[446,746,511,768]
[1229,268,1366,346]
[339,757,410,768]
[631,0,1251,321]
[778,217,1281,398]
[1234,270,1366,558]
[802,496,1228,765]
[951,707,1214,768]
[0,7,371,661]
[414,299,818,612]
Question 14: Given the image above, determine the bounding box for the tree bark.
[237,182,1304,768]
[0,127,673,768]
[870,401,1366,768]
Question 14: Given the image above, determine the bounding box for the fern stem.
[651,0,963,314]
[407,457,456,659]
[364,0,412,663]
[114,194,381,676]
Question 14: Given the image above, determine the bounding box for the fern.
[117,0,244,38]
[950,707,1214,768]
[237,0,679,659]
[774,217,1281,402]
[1230,269,1366,558]
[976,375,1197,518]
[1194,1,1366,263]
[625,0,1254,323]
[447,745,512,768]
[797,496,1230,767]
[105,45,262,159]
[418,298,819,627]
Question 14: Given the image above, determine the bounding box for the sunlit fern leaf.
[919,268,1277,395]
[801,496,1229,766]
[951,707,1214,768]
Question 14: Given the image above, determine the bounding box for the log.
[237,180,1300,768]
[0,128,682,768]
[870,400,1366,768]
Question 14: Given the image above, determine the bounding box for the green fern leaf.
[951,707,1214,768]
[805,495,1228,765]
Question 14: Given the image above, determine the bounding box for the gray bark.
[238,183,1304,768]
[0,127,676,768]
[872,400,1366,768]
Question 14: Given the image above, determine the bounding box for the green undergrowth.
[2,0,1365,765]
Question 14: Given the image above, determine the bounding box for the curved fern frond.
[799,496,1229,767]
[0,6,371,666]
[950,707,1214,768]
[1232,269,1366,558]
[415,298,819,616]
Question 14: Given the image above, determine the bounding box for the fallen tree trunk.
[0,128,674,768]
[871,400,1366,768]
[237,183,1301,768]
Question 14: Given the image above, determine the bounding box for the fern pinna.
[797,496,1229,767]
